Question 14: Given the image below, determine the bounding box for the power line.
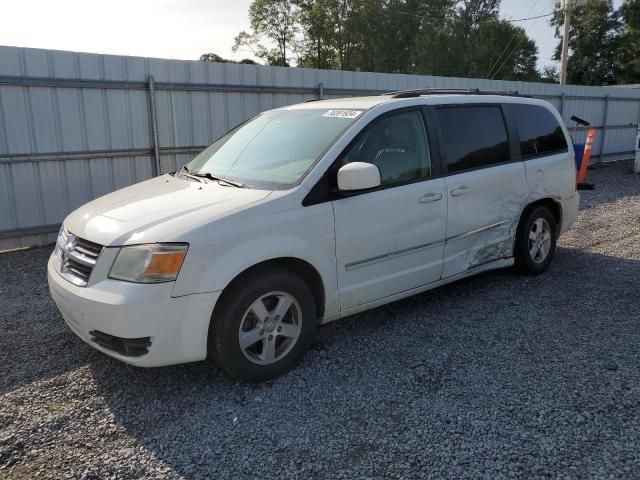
[486,35,518,79]
[486,0,544,78]
[506,12,554,22]
[393,9,554,24]
[491,8,554,79]
[491,33,527,79]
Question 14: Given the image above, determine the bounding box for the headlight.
[53,225,65,262]
[109,244,188,283]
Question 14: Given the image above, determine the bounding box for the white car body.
[48,93,580,367]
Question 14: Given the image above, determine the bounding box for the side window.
[341,110,432,185]
[511,104,568,158]
[435,106,510,174]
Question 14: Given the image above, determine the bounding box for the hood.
[64,174,272,246]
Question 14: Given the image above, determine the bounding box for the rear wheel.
[514,205,557,275]
[208,268,317,382]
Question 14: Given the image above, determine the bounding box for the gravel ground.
[1,160,639,479]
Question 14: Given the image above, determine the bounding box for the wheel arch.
[511,197,562,255]
[213,257,326,323]
[519,197,562,230]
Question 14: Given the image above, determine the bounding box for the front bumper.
[47,254,220,367]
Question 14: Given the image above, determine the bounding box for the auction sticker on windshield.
[322,110,363,119]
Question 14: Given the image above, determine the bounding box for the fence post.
[635,100,640,173]
[318,82,324,100]
[598,95,609,163]
[560,93,565,118]
[635,124,640,174]
[147,75,161,176]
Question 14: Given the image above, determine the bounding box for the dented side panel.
[442,162,527,278]
[523,153,574,215]
[520,103,578,233]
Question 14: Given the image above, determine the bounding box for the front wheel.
[514,205,558,275]
[208,268,317,382]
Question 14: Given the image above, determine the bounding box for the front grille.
[89,330,152,357]
[55,229,103,287]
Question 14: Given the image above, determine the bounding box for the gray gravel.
[1,160,639,479]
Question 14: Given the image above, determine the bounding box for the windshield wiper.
[177,165,206,183]
[190,172,246,188]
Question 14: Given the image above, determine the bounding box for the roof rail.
[383,88,529,99]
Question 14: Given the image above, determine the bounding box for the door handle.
[450,185,470,196]
[419,192,443,203]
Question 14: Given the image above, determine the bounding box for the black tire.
[208,267,317,382]
[514,205,558,275]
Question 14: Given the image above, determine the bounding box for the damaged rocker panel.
[444,219,511,243]
[345,219,512,271]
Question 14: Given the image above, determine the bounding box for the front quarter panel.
[171,191,340,318]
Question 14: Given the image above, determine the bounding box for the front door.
[332,109,447,311]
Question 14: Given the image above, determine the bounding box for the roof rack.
[383,88,529,99]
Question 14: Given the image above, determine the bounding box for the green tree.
[199,53,257,64]
[232,0,541,81]
[411,0,458,76]
[540,64,560,83]
[618,0,640,83]
[426,0,539,80]
[456,0,500,24]
[200,53,231,62]
[452,0,501,69]
[293,0,369,71]
[330,0,366,70]
[355,0,422,74]
[295,0,339,69]
[477,21,539,81]
[551,0,621,85]
[233,0,298,66]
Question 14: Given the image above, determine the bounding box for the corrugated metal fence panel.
[2,45,640,250]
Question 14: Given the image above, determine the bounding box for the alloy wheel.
[528,217,552,264]
[238,291,302,365]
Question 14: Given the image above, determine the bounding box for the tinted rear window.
[511,104,568,158]
[436,106,510,173]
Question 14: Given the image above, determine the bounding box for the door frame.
[426,103,522,178]
[302,105,447,206]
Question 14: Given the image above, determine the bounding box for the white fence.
[2,45,639,249]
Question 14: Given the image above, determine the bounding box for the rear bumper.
[47,254,220,367]
[561,192,580,233]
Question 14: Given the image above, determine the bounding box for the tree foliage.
[231,0,539,78]
[539,64,560,83]
[295,0,337,69]
[199,53,257,64]
[233,0,298,66]
[449,1,539,80]
[215,0,640,85]
[551,0,620,85]
[296,0,367,70]
[618,0,640,83]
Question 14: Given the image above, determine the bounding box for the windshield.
[186,108,362,189]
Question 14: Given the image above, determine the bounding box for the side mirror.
[337,162,381,191]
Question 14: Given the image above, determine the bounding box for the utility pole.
[560,0,572,85]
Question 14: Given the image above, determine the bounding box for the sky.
[0,0,625,71]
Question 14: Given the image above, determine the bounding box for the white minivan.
[48,90,579,381]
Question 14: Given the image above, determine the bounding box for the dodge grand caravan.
[48,89,579,381]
